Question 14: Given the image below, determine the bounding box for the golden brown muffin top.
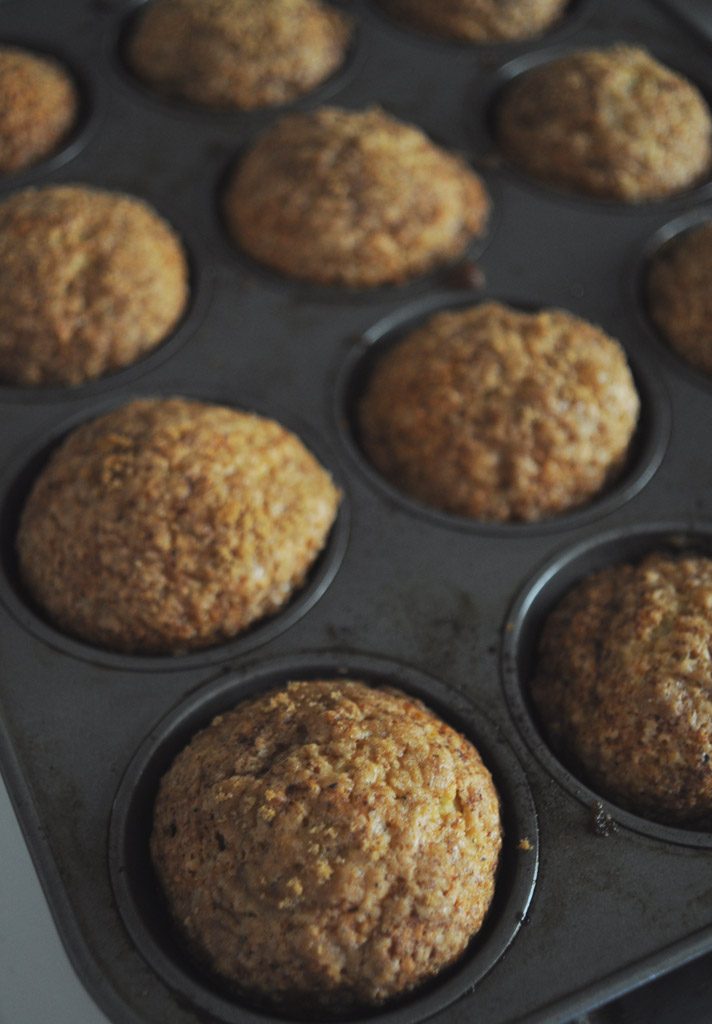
[0,185,188,387]
[0,46,78,174]
[152,679,502,1010]
[647,221,712,376]
[531,552,712,828]
[17,398,340,653]
[381,0,569,43]
[497,45,712,201]
[127,0,352,109]
[224,105,489,287]
[358,302,640,522]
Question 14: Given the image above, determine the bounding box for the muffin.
[0,46,79,175]
[380,0,569,43]
[16,398,340,653]
[647,221,712,376]
[497,45,712,202]
[357,302,640,522]
[224,106,490,287]
[151,679,502,1011]
[127,0,352,110]
[0,185,189,387]
[531,551,712,828]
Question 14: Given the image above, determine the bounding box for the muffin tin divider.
[3,1,712,1022]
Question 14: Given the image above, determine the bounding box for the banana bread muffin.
[151,679,502,1011]
[224,106,490,287]
[531,551,712,828]
[0,46,79,175]
[380,0,569,43]
[647,221,712,376]
[0,185,189,387]
[497,45,712,202]
[127,0,352,110]
[16,398,340,653]
[357,302,640,522]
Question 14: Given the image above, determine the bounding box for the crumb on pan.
[223,105,490,287]
[151,679,502,1011]
[127,0,352,110]
[16,397,341,653]
[357,301,640,522]
[531,551,712,828]
[497,45,712,202]
[0,185,189,387]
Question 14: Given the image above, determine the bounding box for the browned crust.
[531,552,712,828]
[358,302,640,522]
[223,106,489,287]
[17,398,341,653]
[127,0,352,110]
[0,185,189,387]
[380,0,569,43]
[151,680,502,1010]
[0,46,78,174]
[647,221,712,376]
[497,45,712,202]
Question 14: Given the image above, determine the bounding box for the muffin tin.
[2,1,712,1022]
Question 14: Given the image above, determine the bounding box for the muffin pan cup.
[3,1,712,1023]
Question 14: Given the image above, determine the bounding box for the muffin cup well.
[111,0,363,124]
[109,651,538,1024]
[501,522,712,848]
[335,294,670,535]
[477,40,712,210]
[0,394,349,671]
[634,205,712,390]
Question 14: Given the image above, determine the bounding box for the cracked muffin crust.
[531,552,712,828]
[497,45,712,202]
[127,0,352,110]
[647,221,712,376]
[151,679,502,1011]
[380,0,569,43]
[16,398,340,653]
[0,46,79,175]
[0,185,189,387]
[223,106,490,287]
[357,302,640,522]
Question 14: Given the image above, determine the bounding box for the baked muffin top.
[380,0,569,43]
[647,221,712,376]
[531,552,712,828]
[358,302,640,522]
[0,185,188,387]
[17,398,340,653]
[127,0,352,109]
[497,45,712,201]
[0,46,79,175]
[224,105,489,287]
[151,679,502,1010]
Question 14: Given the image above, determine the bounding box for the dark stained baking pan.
[1,1,712,1022]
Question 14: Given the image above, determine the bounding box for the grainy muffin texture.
[647,222,712,376]
[224,106,489,287]
[16,398,340,653]
[127,0,351,110]
[358,302,640,522]
[0,46,78,175]
[151,680,502,1011]
[380,0,569,43]
[0,186,189,387]
[497,45,712,202]
[531,552,712,828]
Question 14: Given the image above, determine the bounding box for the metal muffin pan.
[2,1,712,1022]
